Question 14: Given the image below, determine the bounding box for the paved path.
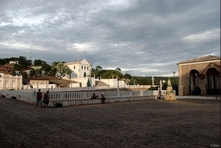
[0,97,220,148]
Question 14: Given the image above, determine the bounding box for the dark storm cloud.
[0,0,219,76]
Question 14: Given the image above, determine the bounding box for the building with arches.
[177,55,220,96]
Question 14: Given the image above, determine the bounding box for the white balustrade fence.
[0,89,159,106]
[3,89,208,107]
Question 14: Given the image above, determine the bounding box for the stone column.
[178,64,183,96]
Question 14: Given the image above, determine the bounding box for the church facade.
[64,59,92,78]
[64,59,126,88]
[177,55,220,96]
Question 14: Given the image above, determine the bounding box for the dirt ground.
[0,97,220,148]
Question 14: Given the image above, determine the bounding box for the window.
[87,66,88,70]
[84,66,86,70]
[81,66,83,69]
[74,66,75,69]
[84,72,86,77]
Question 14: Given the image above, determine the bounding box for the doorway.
[189,70,201,95]
[206,68,220,95]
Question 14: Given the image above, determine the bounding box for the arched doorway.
[206,68,220,95]
[189,70,201,95]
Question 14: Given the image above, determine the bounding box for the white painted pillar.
[9,75,12,89]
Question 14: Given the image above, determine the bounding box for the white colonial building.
[65,59,92,78]
[0,73,22,90]
[64,59,127,88]
[64,59,92,87]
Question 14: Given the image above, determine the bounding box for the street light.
[173,71,176,77]
[160,80,166,91]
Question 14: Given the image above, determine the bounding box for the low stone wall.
[1,89,219,108]
[50,96,154,107]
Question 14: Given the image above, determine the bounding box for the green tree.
[102,70,123,79]
[13,56,32,72]
[124,73,132,84]
[51,62,72,79]
[41,63,51,75]
[124,73,132,79]
[29,69,36,77]
[34,59,46,66]
[96,66,102,71]
[115,67,121,72]
[91,66,102,79]
[129,77,137,85]
[0,58,6,66]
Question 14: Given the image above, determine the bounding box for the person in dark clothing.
[158,91,162,100]
[91,93,98,99]
[35,89,42,108]
[43,91,50,107]
[101,93,106,104]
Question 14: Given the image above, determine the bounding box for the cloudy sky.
[0,0,220,76]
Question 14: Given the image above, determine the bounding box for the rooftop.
[178,55,220,64]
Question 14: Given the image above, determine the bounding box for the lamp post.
[160,80,165,91]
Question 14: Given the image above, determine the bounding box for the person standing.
[43,91,50,107]
[158,91,162,100]
[101,93,106,104]
[35,89,42,108]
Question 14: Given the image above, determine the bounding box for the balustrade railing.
[1,89,180,107]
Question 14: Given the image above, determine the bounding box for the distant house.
[177,55,220,96]
[0,73,22,90]
[27,77,56,89]
[25,66,34,75]
[0,64,14,75]
[9,61,18,64]
[31,65,42,70]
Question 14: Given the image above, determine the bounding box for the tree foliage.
[102,70,123,79]
[13,56,32,71]
[34,59,46,66]
[115,67,121,72]
[41,63,51,75]
[91,66,123,79]
[29,69,36,77]
[51,62,72,79]
[0,57,18,66]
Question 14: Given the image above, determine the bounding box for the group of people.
[91,93,106,104]
[36,90,107,107]
[35,89,50,108]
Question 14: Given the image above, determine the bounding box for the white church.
[64,59,127,89]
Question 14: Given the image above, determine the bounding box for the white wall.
[23,84,57,90]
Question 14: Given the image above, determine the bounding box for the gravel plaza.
[0,97,220,148]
